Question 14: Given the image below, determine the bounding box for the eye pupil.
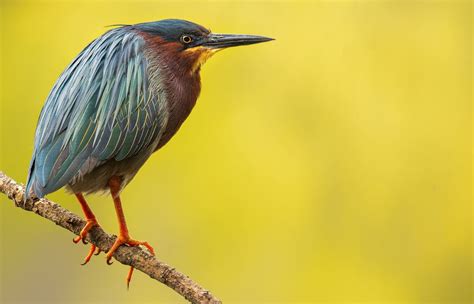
[181,35,192,44]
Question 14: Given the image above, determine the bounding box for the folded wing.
[26,28,167,198]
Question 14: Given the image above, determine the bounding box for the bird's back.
[26,27,170,198]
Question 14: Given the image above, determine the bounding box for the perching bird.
[25,19,272,286]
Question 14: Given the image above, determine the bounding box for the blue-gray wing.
[26,28,168,198]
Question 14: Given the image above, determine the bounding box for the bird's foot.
[73,218,100,265]
[105,235,155,288]
[105,235,155,263]
[80,244,102,265]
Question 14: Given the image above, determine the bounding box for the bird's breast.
[155,72,201,150]
[141,32,202,151]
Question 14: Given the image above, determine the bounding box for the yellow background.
[0,1,471,303]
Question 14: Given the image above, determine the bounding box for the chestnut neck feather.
[139,32,202,150]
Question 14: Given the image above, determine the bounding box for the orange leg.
[107,176,155,288]
[73,193,100,265]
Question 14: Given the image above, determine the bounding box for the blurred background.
[0,1,471,303]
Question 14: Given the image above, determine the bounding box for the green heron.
[25,19,272,286]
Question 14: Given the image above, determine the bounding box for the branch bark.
[0,171,221,304]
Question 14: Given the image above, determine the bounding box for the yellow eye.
[181,35,193,44]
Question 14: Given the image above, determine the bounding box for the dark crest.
[133,19,210,43]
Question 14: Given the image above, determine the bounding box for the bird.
[24,19,272,286]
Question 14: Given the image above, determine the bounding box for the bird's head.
[133,19,273,74]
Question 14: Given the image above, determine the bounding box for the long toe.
[105,236,156,288]
[127,239,155,255]
[73,219,100,264]
[105,236,155,264]
[81,244,97,265]
[73,218,99,244]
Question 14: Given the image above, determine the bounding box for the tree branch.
[0,171,221,304]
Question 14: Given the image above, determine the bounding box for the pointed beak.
[202,33,274,49]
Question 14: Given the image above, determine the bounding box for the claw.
[105,236,155,288]
[73,218,100,265]
[81,244,96,265]
[72,236,88,244]
[94,247,101,255]
[73,218,98,244]
[126,267,134,290]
